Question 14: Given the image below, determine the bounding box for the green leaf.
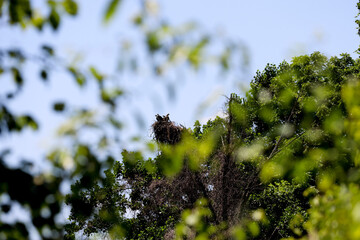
[100,88,123,106]
[101,88,123,108]
[103,0,122,23]
[98,135,108,149]
[0,0,3,15]
[32,13,45,30]
[8,0,32,25]
[89,66,104,83]
[40,69,48,81]
[132,14,143,25]
[41,45,54,56]
[63,0,78,16]
[146,32,161,53]
[108,116,123,129]
[247,222,260,237]
[11,67,23,87]
[49,8,60,30]
[8,50,25,61]
[220,47,231,71]
[47,0,57,8]
[188,37,209,69]
[67,66,86,86]
[17,115,39,130]
[53,102,66,112]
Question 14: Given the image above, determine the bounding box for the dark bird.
[156,114,163,122]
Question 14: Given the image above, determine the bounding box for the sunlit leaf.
[232,226,246,240]
[67,66,86,86]
[31,12,44,30]
[103,0,122,23]
[146,31,161,53]
[89,66,104,83]
[17,115,39,130]
[63,0,78,16]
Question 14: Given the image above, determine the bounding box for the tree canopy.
[64,51,360,239]
[1,1,360,240]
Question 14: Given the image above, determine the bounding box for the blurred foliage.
[2,0,360,240]
[305,183,360,240]
[249,180,310,238]
[0,0,78,30]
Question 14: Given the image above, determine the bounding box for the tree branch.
[268,131,305,160]
[268,99,298,160]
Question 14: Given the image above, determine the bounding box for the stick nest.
[152,114,183,144]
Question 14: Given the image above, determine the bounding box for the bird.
[156,114,163,122]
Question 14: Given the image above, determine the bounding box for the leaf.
[67,66,86,86]
[47,0,57,8]
[108,116,123,129]
[7,49,25,62]
[0,0,3,16]
[53,102,66,112]
[8,1,19,24]
[63,0,78,16]
[89,66,104,83]
[8,0,32,25]
[31,12,44,30]
[98,135,108,149]
[100,88,123,107]
[220,48,231,71]
[40,69,48,81]
[17,115,39,130]
[103,0,122,23]
[188,37,209,69]
[41,45,54,56]
[11,67,23,87]
[49,8,60,30]
[6,93,14,99]
[146,32,161,53]
[132,14,143,25]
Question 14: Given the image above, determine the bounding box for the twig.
[268,131,305,160]
[268,99,298,160]
[269,226,278,240]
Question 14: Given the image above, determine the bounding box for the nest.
[152,114,183,144]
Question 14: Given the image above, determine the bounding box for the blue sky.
[1,0,359,164]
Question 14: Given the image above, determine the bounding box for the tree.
[65,51,360,239]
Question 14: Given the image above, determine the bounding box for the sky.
[1,0,359,165]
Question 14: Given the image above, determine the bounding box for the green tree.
[65,51,360,239]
